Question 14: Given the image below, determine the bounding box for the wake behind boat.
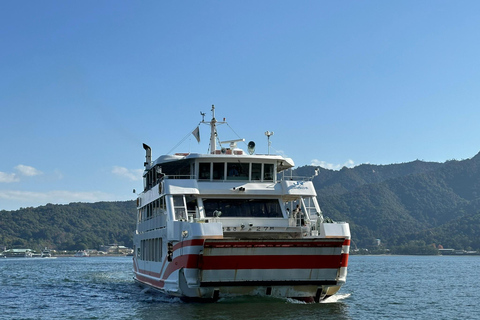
[132,106,350,302]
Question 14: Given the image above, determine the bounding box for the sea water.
[1,255,479,320]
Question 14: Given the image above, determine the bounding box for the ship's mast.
[210,105,217,154]
[202,105,226,154]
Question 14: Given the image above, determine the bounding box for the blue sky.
[1,1,480,210]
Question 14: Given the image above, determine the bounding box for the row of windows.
[140,238,162,262]
[144,166,167,191]
[139,196,286,222]
[203,199,283,218]
[199,162,274,181]
[138,197,167,222]
[143,161,276,192]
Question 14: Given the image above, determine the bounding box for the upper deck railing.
[144,173,314,191]
[153,175,314,183]
[279,175,316,182]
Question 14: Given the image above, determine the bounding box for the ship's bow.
[188,237,349,302]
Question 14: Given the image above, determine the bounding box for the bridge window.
[213,162,225,180]
[199,163,210,180]
[264,163,274,181]
[227,163,249,180]
[203,199,282,218]
[251,163,261,181]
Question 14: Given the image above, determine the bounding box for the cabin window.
[264,163,274,181]
[154,238,162,262]
[153,199,166,218]
[227,163,249,180]
[144,169,155,189]
[252,163,262,181]
[146,203,152,220]
[203,199,283,218]
[153,199,158,216]
[212,162,225,180]
[143,168,157,190]
[140,238,162,262]
[177,164,191,178]
[199,163,210,180]
[159,196,166,212]
[185,195,198,221]
[173,195,186,221]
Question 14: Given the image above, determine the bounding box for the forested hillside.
[0,201,136,251]
[308,152,480,250]
[2,151,480,252]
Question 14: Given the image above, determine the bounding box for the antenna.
[198,105,229,154]
[209,105,218,153]
[265,131,274,155]
[220,138,245,149]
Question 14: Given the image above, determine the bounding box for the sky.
[1,1,480,211]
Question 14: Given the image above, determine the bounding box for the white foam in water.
[283,293,351,304]
[285,298,308,304]
[320,293,351,303]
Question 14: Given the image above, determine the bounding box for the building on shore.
[98,244,133,255]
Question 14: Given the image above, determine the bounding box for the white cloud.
[0,172,19,183]
[112,166,143,181]
[15,164,43,176]
[310,159,356,170]
[0,165,43,183]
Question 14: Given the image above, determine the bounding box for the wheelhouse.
[136,152,323,238]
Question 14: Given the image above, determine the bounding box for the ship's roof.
[151,152,295,172]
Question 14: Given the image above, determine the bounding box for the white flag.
[192,126,200,143]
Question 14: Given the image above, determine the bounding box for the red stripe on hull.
[135,254,199,280]
[135,251,346,284]
[163,254,199,278]
[135,272,165,288]
[133,239,350,290]
[173,239,205,251]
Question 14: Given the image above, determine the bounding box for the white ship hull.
[134,236,349,301]
[133,106,350,302]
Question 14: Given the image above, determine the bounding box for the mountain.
[1,152,480,252]
[308,152,480,249]
[0,201,136,251]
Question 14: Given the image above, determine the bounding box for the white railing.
[137,215,167,233]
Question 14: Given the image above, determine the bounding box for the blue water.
[0,255,479,319]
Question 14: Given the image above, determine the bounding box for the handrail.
[162,175,195,180]
[279,175,315,182]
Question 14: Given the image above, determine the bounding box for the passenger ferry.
[132,106,350,302]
